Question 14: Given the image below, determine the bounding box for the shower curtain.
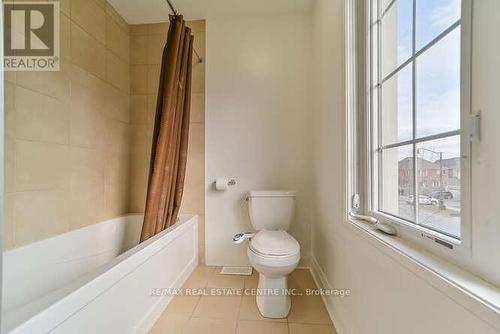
[140,15,193,242]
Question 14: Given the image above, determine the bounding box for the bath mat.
[220,266,253,276]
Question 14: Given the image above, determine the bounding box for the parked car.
[406,195,439,205]
[429,191,453,200]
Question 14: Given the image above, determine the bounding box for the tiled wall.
[128,21,206,261]
[3,0,131,249]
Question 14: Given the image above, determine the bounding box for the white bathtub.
[2,214,198,333]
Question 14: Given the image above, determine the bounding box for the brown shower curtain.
[140,15,193,242]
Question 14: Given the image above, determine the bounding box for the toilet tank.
[247,190,296,231]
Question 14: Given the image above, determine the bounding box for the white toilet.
[235,190,300,318]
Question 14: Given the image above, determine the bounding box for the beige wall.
[128,21,206,261]
[4,0,130,249]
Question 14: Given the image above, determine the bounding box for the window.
[368,0,467,241]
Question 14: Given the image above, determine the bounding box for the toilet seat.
[250,230,300,255]
[248,230,300,267]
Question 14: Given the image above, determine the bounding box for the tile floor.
[150,266,337,334]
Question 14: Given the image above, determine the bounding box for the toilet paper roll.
[215,178,229,191]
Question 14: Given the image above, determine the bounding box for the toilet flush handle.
[233,232,255,244]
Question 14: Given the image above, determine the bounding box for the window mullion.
[377,0,383,212]
[412,0,418,225]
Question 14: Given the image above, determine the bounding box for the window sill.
[346,217,500,331]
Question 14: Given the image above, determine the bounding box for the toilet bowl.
[234,190,300,318]
[247,229,300,318]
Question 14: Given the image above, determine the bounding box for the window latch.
[350,194,397,236]
[469,110,481,142]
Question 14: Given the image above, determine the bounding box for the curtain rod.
[165,0,203,64]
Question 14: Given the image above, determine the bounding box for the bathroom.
[2,0,500,333]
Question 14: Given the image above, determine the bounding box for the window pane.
[382,0,413,77]
[416,0,461,50]
[416,27,460,138]
[381,145,414,222]
[382,65,413,145]
[417,135,461,238]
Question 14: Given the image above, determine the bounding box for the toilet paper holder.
[214,178,237,190]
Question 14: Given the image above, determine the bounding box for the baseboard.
[309,257,349,334]
[135,255,199,333]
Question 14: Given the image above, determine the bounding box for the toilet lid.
[250,230,300,256]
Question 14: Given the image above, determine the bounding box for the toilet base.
[255,273,291,318]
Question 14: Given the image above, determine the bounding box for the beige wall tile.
[130,24,149,36]
[104,84,130,123]
[193,32,206,58]
[60,13,71,60]
[13,190,70,245]
[130,35,148,65]
[71,0,106,44]
[69,147,106,228]
[130,95,148,124]
[92,0,106,8]
[129,171,147,213]
[4,70,16,84]
[16,60,71,102]
[147,94,157,123]
[147,65,161,94]
[70,106,106,149]
[70,64,107,115]
[186,20,205,33]
[105,3,129,34]
[104,156,129,217]
[190,93,205,124]
[71,23,106,80]
[70,185,105,230]
[106,14,130,62]
[130,65,148,94]
[104,119,129,154]
[104,179,128,218]
[188,123,205,156]
[15,87,69,145]
[5,81,15,139]
[15,140,69,192]
[148,22,169,35]
[3,0,131,250]
[147,34,165,65]
[106,51,130,93]
[70,147,104,189]
[129,124,149,154]
[191,61,205,93]
[59,0,71,16]
[180,150,204,215]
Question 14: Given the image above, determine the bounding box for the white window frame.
[349,0,474,262]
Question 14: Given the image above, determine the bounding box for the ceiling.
[107,0,314,24]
